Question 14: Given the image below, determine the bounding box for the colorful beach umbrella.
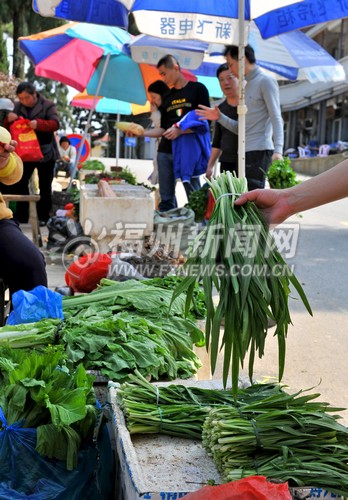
[19,23,159,105]
[71,91,150,115]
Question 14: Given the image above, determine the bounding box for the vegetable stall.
[1,171,347,498]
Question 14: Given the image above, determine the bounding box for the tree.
[0,1,63,78]
[0,24,9,73]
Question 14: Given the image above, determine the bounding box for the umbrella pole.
[116,113,120,165]
[238,0,246,179]
[68,53,111,189]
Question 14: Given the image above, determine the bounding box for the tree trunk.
[12,7,27,79]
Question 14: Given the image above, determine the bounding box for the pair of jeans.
[245,150,273,191]
[157,152,177,212]
[183,176,201,201]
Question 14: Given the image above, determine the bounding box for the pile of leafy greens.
[0,280,205,383]
[61,279,204,381]
[0,346,97,470]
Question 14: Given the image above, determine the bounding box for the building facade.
[280,19,348,151]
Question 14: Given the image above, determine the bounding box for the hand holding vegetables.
[0,126,14,157]
[236,157,348,226]
[0,126,11,149]
[0,127,19,173]
[172,172,312,397]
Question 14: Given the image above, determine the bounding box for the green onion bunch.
[202,393,348,496]
[117,372,285,439]
[172,172,312,397]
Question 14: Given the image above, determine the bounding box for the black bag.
[46,216,89,251]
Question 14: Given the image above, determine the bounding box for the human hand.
[205,165,214,179]
[234,188,292,226]
[150,103,158,113]
[163,126,181,140]
[272,152,283,162]
[0,140,17,170]
[7,112,18,123]
[29,120,38,129]
[196,105,220,121]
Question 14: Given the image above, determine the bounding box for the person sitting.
[0,140,47,298]
[54,136,77,178]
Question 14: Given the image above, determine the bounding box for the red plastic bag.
[204,190,215,220]
[183,476,291,500]
[9,117,43,162]
[65,253,112,293]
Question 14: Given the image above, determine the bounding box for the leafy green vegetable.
[171,173,312,398]
[60,310,203,382]
[0,346,97,470]
[185,184,209,221]
[0,319,60,349]
[62,279,188,318]
[80,159,105,171]
[142,275,207,319]
[203,388,348,496]
[267,157,299,189]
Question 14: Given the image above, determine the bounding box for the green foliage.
[80,159,105,171]
[0,346,97,470]
[0,25,8,73]
[185,184,209,221]
[267,157,299,189]
[83,167,137,185]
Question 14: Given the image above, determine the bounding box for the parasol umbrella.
[128,26,345,84]
[71,91,150,163]
[32,1,348,176]
[122,0,345,177]
[33,0,128,27]
[33,0,348,39]
[19,22,160,181]
[19,23,159,105]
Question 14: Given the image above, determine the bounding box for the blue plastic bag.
[0,408,114,499]
[6,285,64,325]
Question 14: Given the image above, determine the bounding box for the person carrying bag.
[2,81,60,225]
[9,117,43,162]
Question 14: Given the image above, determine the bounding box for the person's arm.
[29,100,60,132]
[197,105,238,135]
[206,147,221,178]
[261,78,284,160]
[69,145,77,163]
[234,158,348,226]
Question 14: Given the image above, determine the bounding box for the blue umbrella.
[33,0,128,27]
[128,27,345,83]
[32,0,348,176]
[33,1,348,41]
